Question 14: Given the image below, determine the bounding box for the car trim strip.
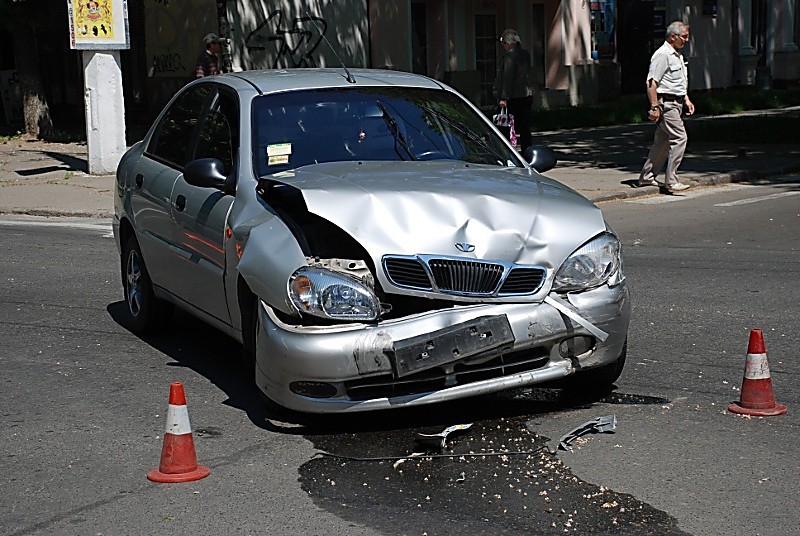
[544,294,608,342]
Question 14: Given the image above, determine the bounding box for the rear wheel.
[122,235,172,334]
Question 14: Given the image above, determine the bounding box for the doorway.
[617,0,664,94]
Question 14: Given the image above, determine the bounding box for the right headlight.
[553,233,623,292]
[288,267,380,321]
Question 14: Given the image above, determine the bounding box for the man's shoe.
[665,182,691,192]
[660,182,691,194]
[637,178,658,187]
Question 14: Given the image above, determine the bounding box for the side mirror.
[523,145,557,173]
[184,158,230,192]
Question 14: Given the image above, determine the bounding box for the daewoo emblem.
[455,242,476,253]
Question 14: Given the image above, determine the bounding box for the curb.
[2,208,115,219]
[586,164,800,204]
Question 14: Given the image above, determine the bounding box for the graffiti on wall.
[244,10,327,69]
[229,0,368,72]
[151,51,186,74]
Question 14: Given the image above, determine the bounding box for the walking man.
[638,20,695,193]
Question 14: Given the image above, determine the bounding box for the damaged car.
[113,68,630,413]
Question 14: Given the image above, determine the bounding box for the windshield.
[252,87,523,177]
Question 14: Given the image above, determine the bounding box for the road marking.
[714,191,800,207]
[626,183,756,204]
[0,215,113,236]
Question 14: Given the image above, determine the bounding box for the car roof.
[224,68,446,95]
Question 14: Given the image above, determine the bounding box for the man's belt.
[658,93,685,102]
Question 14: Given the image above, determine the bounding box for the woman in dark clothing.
[495,29,533,151]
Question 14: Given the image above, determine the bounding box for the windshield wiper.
[376,100,415,160]
[421,105,511,166]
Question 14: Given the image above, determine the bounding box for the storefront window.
[590,0,616,60]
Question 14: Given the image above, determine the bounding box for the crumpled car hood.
[267,161,607,269]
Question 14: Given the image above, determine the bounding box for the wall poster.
[67,0,130,49]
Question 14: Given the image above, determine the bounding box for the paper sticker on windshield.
[268,154,290,166]
[267,143,292,157]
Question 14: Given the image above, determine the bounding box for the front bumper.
[255,282,630,413]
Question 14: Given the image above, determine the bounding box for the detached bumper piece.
[557,415,617,451]
[390,315,515,378]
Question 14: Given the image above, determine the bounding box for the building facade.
[1,0,799,129]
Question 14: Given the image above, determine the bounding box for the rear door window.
[147,85,213,168]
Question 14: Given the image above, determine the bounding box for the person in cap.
[195,33,225,78]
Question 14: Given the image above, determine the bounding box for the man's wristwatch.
[649,104,660,111]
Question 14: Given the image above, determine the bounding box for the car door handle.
[175,194,186,212]
[135,174,143,188]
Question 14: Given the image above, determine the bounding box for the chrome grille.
[498,267,546,294]
[383,258,432,289]
[428,259,504,294]
[382,255,547,297]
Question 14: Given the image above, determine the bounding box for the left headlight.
[553,233,623,292]
[289,267,380,321]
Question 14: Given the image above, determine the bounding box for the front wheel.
[564,339,627,395]
[122,235,172,334]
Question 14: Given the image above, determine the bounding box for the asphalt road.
[1,178,798,536]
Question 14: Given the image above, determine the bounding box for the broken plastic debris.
[557,415,617,451]
[414,423,472,453]
[393,452,425,469]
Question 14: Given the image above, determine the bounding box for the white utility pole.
[67,0,130,175]
[82,50,126,174]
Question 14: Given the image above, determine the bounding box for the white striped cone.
[147,382,211,482]
[728,329,787,417]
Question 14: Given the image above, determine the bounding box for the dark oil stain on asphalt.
[297,389,687,535]
[509,388,671,406]
[602,392,671,405]
[194,426,223,438]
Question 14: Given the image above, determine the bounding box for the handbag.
[509,115,518,147]
[492,107,514,128]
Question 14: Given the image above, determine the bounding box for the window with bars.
[475,14,497,107]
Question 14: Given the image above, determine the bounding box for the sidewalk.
[2,109,799,218]
[541,107,800,202]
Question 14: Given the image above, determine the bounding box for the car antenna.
[305,11,356,84]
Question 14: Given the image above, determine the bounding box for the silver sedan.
[113,68,629,413]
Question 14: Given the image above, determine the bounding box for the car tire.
[241,297,258,373]
[122,235,173,334]
[245,299,301,419]
[565,338,627,395]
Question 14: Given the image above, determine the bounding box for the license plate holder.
[391,315,514,378]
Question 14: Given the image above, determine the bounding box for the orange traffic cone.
[147,382,211,483]
[728,329,787,417]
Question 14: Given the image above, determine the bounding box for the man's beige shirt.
[647,41,688,95]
